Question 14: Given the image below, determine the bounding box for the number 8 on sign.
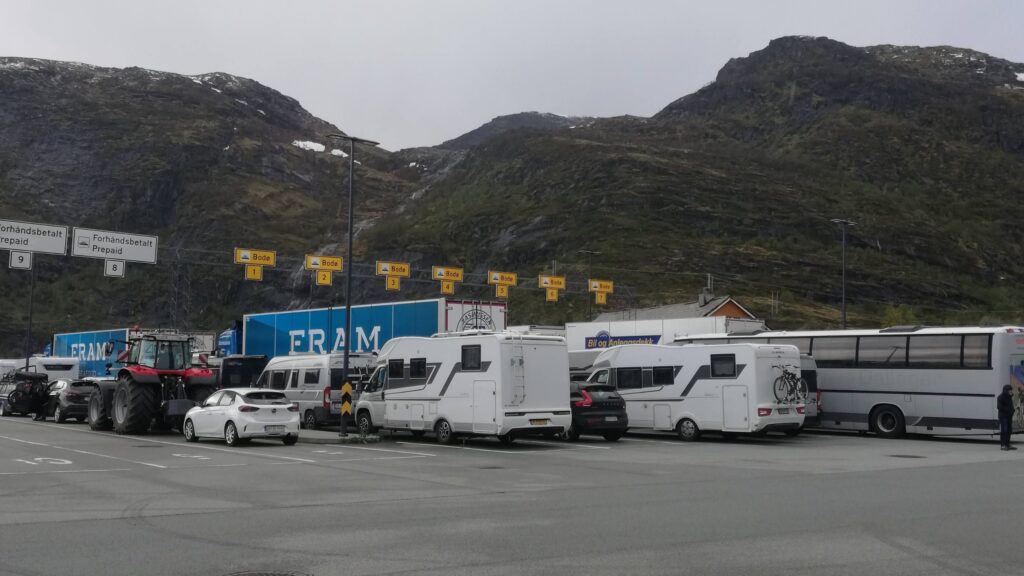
[104,259,125,278]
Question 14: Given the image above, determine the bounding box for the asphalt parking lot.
[1,417,1023,576]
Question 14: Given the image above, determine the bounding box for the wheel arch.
[868,402,907,432]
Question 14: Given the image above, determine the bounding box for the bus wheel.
[871,405,906,439]
[677,418,700,441]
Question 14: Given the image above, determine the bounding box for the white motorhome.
[255,353,376,430]
[354,331,571,443]
[586,343,805,439]
[0,357,81,381]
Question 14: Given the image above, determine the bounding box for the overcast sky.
[2,1,1022,150]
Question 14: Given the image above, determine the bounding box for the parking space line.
[517,439,611,450]
[318,455,429,463]
[0,434,168,469]
[395,441,541,454]
[0,468,131,476]
[340,445,436,457]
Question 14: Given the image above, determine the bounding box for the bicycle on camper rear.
[772,365,807,404]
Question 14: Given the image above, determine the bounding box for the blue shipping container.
[52,328,129,377]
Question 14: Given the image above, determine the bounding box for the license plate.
[777,408,789,415]
[530,419,549,425]
[605,416,618,422]
[265,425,286,434]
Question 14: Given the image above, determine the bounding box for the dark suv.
[563,381,628,442]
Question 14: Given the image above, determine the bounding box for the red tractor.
[87,333,217,434]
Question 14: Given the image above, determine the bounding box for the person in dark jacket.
[997,384,1016,450]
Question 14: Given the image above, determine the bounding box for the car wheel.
[224,422,241,447]
[871,405,906,439]
[282,435,298,446]
[497,434,515,445]
[303,410,318,430]
[54,404,67,424]
[435,419,455,445]
[183,419,198,442]
[677,418,701,441]
[357,412,374,435]
[602,432,622,442]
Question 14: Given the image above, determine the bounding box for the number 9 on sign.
[9,251,32,270]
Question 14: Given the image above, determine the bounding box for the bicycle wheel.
[773,376,787,403]
[797,378,809,401]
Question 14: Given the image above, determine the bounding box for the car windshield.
[71,381,97,388]
[243,392,290,404]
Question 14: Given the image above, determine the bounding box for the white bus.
[675,326,1024,437]
[587,343,805,439]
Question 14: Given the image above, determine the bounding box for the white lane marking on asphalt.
[619,437,687,445]
[14,457,72,465]
[341,445,436,457]
[172,453,211,460]
[318,455,429,463]
[0,468,131,476]
[396,442,539,454]
[0,434,167,469]
[0,421,318,463]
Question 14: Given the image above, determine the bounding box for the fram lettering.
[69,342,113,361]
[287,326,382,354]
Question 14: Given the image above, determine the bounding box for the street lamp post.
[830,218,857,329]
[328,133,379,436]
[578,249,601,321]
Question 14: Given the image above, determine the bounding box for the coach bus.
[674,326,1024,438]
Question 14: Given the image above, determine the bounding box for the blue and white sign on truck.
[52,328,128,377]
[243,299,507,358]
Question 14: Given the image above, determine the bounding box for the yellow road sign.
[496,284,509,299]
[315,270,332,286]
[386,276,401,291]
[341,400,352,415]
[488,270,518,286]
[589,279,614,293]
[305,255,343,271]
[341,382,353,395]
[546,288,559,302]
[244,264,263,281]
[538,275,566,289]
[234,248,276,266]
[440,280,455,295]
[595,291,608,305]
[432,266,464,282]
[376,260,410,277]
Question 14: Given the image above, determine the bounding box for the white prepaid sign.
[0,219,68,255]
[72,227,158,264]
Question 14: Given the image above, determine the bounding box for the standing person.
[997,384,1016,451]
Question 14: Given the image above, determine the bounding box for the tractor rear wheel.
[112,377,158,435]
[87,390,112,430]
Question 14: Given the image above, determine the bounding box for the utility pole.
[328,133,379,437]
[24,267,35,369]
[578,249,601,321]
[830,218,857,329]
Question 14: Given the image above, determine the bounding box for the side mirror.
[103,341,115,356]
[198,354,209,365]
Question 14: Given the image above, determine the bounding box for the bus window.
[811,337,857,368]
[963,334,991,368]
[857,336,908,367]
[767,337,811,355]
[908,335,962,368]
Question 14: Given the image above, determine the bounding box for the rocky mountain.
[2,36,1024,354]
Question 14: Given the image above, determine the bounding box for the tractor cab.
[125,336,192,371]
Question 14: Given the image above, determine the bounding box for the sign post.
[376,260,410,291]
[432,266,464,295]
[538,274,566,302]
[71,227,158,276]
[234,248,276,281]
[341,381,354,437]
[0,219,69,366]
[487,270,518,300]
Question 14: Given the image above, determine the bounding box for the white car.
[183,388,300,446]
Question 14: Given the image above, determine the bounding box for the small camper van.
[354,332,571,443]
[587,343,805,439]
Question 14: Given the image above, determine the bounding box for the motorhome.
[0,357,81,381]
[255,353,376,430]
[586,343,805,439]
[354,331,571,443]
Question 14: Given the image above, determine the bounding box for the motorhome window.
[388,360,405,378]
[270,371,287,390]
[963,334,991,368]
[767,337,811,354]
[304,369,320,385]
[857,336,908,367]
[907,335,962,368]
[652,366,675,386]
[616,368,642,389]
[410,358,427,379]
[810,337,856,368]
[462,345,482,371]
[710,354,736,378]
[591,370,609,385]
[642,370,653,387]
[288,370,300,388]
